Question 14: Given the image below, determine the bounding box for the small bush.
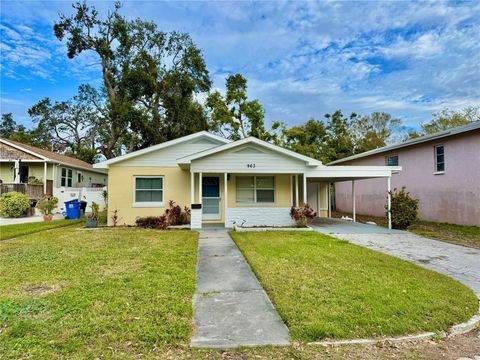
[135,215,168,230]
[36,196,58,216]
[290,204,317,227]
[165,200,190,225]
[27,176,43,185]
[135,200,190,230]
[0,192,31,218]
[387,187,419,229]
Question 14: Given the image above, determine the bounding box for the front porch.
[189,169,398,230]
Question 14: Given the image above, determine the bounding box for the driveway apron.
[191,229,289,348]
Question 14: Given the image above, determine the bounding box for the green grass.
[231,231,478,342]
[0,219,84,241]
[0,227,198,359]
[408,221,480,249]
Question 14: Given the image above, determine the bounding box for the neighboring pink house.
[330,122,480,226]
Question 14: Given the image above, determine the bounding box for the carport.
[305,166,401,229]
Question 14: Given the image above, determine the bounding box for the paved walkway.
[191,230,289,348]
[312,219,480,294]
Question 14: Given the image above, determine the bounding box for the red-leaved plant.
[135,200,190,230]
[290,204,317,227]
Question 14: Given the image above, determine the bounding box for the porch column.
[224,173,228,225]
[302,174,307,205]
[43,162,48,194]
[289,175,293,206]
[328,183,332,218]
[198,172,202,204]
[387,177,392,230]
[352,180,356,222]
[13,160,20,184]
[190,172,195,204]
[295,174,299,207]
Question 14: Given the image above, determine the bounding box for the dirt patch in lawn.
[25,283,61,296]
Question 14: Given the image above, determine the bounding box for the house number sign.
[247,163,256,168]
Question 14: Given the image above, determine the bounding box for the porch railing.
[0,183,46,199]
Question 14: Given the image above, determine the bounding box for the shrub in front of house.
[135,215,168,230]
[290,204,317,227]
[387,187,419,229]
[135,201,190,230]
[0,192,31,218]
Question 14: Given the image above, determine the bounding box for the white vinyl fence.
[53,187,106,214]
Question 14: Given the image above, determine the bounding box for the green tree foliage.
[274,118,327,160]
[0,113,51,148]
[409,106,479,138]
[387,187,419,230]
[206,74,270,140]
[28,89,100,163]
[352,112,402,154]
[54,2,211,157]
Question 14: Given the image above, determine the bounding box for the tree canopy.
[54,1,211,158]
[206,74,270,141]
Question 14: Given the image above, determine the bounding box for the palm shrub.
[387,187,419,229]
[0,192,31,217]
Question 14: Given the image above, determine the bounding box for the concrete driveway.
[311,218,480,294]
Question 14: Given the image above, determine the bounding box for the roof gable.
[178,136,323,167]
[94,131,230,168]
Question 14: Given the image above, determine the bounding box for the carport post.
[352,180,356,222]
[387,177,392,230]
[198,172,202,204]
[190,172,194,204]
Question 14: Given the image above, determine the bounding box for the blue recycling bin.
[65,200,81,220]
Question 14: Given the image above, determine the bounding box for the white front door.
[202,177,221,220]
[307,183,319,214]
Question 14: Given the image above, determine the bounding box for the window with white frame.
[61,168,73,187]
[434,145,445,173]
[134,176,164,205]
[236,176,275,204]
[386,155,399,166]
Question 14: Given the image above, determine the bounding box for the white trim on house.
[94,131,231,168]
[177,136,323,167]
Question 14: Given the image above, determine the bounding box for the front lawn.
[0,227,198,359]
[0,219,84,241]
[408,221,480,249]
[231,231,478,342]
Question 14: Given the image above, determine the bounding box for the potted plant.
[86,201,99,228]
[36,195,58,221]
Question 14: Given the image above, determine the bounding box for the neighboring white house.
[94,131,400,229]
[0,138,108,212]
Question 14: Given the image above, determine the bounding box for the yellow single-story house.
[94,131,400,228]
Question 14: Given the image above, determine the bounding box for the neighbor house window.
[61,168,73,187]
[77,171,83,184]
[236,176,275,204]
[134,176,164,206]
[386,155,399,166]
[434,145,445,173]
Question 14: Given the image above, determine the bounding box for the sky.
[1,0,479,131]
